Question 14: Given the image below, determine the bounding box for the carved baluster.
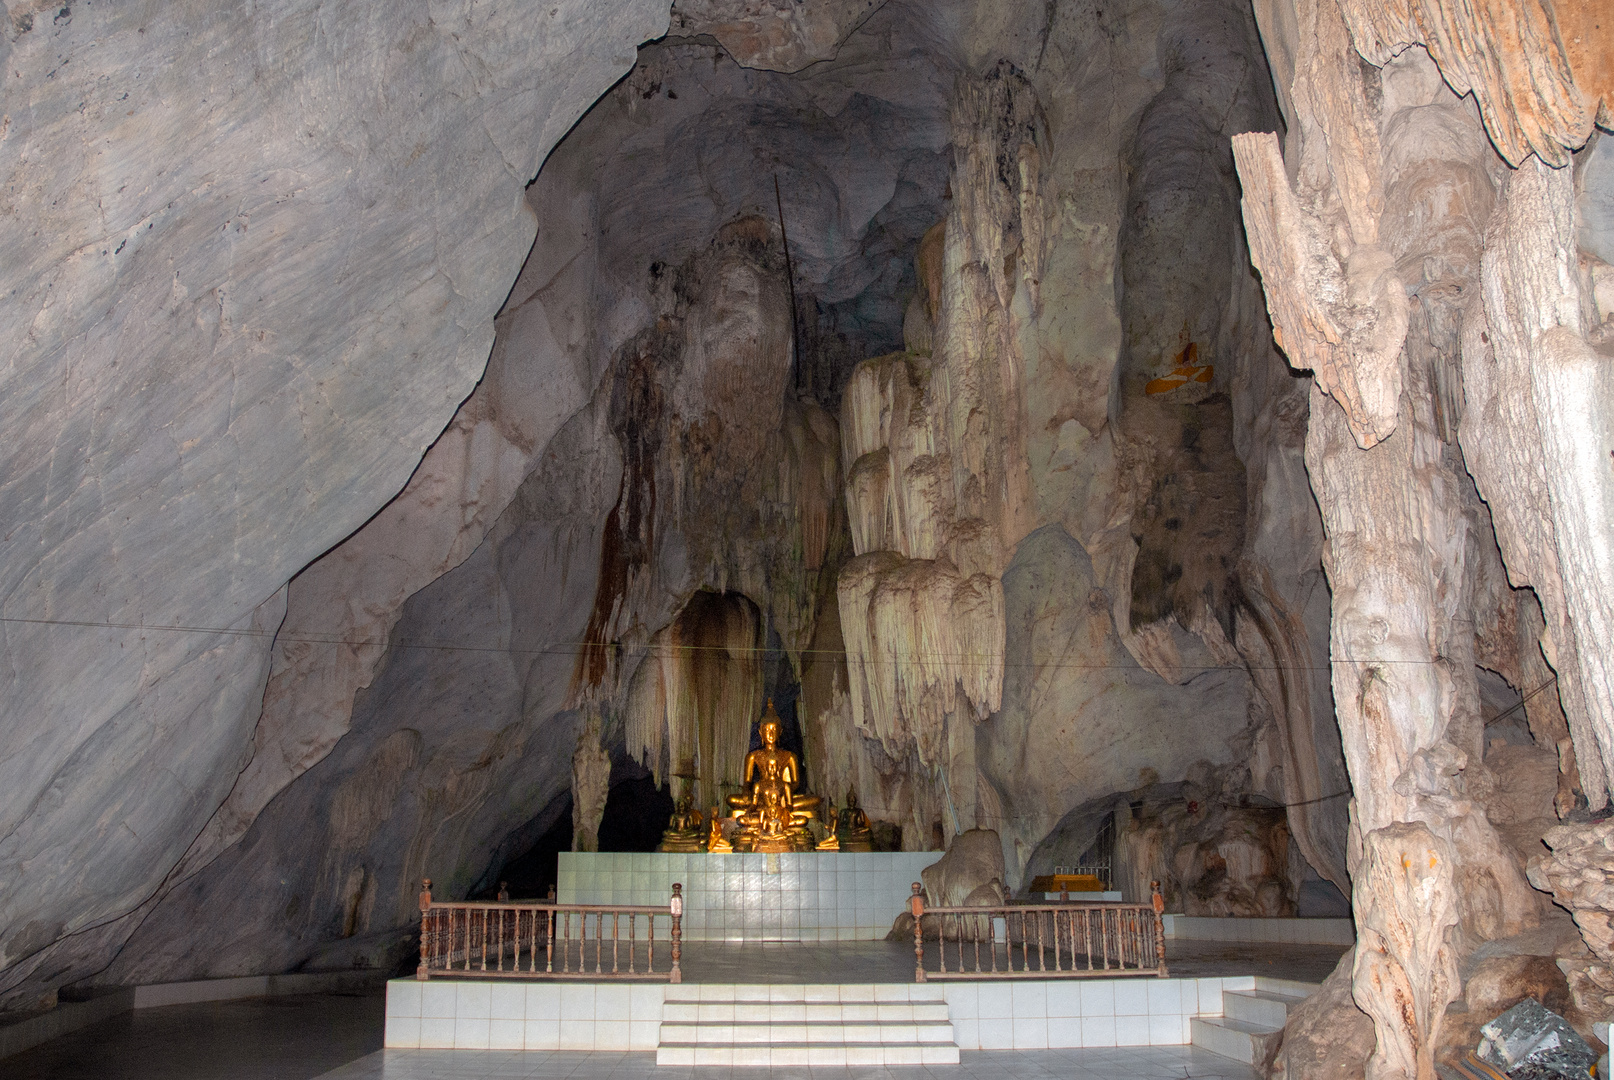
[1037,908,1047,971]
[1102,908,1111,970]
[562,912,571,973]
[1050,909,1059,972]
[546,909,554,974]
[973,912,983,973]
[1151,881,1168,978]
[909,883,925,983]
[611,912,620,974]
[670,883,683,985]
[417,880,433,980]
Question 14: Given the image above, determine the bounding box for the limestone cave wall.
[0,0,671,1014]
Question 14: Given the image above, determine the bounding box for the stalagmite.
[571,712,611,853]
[1353,823,1460,1080]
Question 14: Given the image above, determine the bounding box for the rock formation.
[1236,0,1612,1074]
[0,0,671,1013]
[1529,823,1614,1020]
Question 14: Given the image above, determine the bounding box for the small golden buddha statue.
[834,787,874,852]
[727,701,819,852]
[706,807,733,853]
[657,793,705,852]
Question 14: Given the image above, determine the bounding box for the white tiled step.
[662,983,937,1002]
[656,1043,962,1066]
[658,984,960,1065]
[659,1021,957,1044]
[1189,1016,1283,1066]
[1222,988,1310,1028]
[662,1001,951,1022]
[1253,976,1321,998]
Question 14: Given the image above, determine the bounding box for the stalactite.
[836,555,1004,775]
[623,591,762,810]
[845,449,895,556]
[782,401,840,574]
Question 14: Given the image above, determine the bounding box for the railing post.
[669,883,684,984]
[910,883,925,983]
[416,879,433,980]
[1151,880,1168,978]
[498,881,510,902]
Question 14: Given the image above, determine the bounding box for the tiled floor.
[1,989,1265,1079]
[4,991,384,1079]
[316,1047,1258,1079]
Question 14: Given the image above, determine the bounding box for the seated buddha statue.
[657,793,705,852]
[834,787,874,852]
[727,701,819,852]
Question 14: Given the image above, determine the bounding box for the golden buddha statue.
[727,701,819,852]
[657,793,705,852]
[706,807,733,853]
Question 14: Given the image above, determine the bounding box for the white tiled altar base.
[939,976,1253,1050]
[385,981,667,1051]
[557,852,936,941]
[384,974,1258,1051]
[1161,915,1355,945]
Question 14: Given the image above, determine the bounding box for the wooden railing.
[906,881,1167,981]
[416,880,683,982]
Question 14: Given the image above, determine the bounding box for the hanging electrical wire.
[0,613,1523,673]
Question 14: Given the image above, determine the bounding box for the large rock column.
[1234,0,1613,1071]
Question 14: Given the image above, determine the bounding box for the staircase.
[656,983,961,1066]
[1190,977,1317,1067]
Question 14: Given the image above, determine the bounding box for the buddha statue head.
[758,699,783,748]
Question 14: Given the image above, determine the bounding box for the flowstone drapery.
[832,65,1043,845]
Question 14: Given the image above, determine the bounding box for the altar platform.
[557,851,938,941]
[382,937,1346,1058]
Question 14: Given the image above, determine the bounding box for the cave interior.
[3,0,1614,1073]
